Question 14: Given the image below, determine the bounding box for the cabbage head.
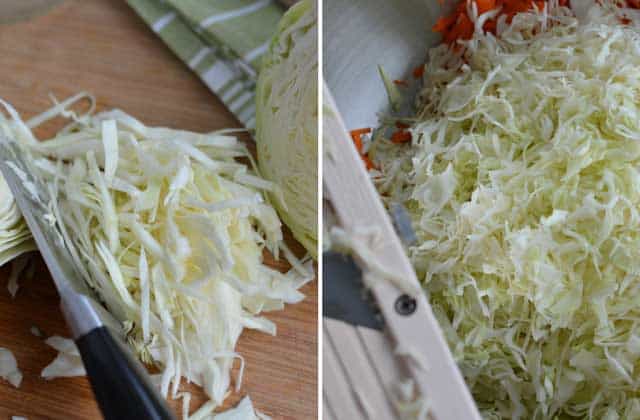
[256,0,318,258]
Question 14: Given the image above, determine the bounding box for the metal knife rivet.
[395,294,417,316]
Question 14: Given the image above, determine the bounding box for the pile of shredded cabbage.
[374,2,640,418]
[0,93,311,418]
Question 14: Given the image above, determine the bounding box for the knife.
[0,138,174,420]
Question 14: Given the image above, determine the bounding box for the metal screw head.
[395,294,417,316]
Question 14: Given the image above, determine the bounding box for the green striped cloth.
[126,0,285,129]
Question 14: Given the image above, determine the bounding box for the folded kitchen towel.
[127,0,286,128]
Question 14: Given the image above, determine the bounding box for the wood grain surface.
[0,1,317,419]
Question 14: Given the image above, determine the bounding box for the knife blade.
[0,137,174,420]
[323,252,383,330]
[0,138,107,333]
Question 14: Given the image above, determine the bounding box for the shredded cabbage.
[187,395,271,420]
[0,95,312,416]
[374,1,640,418]
[212,396,270,420]
[7,254,30,298]
[0,347,21,388]
[379,65,402,112]
[41,336,85,379]
[256,0,318,257]
[29,325,43,338]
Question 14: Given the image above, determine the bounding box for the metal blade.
[0,137,116,337]
[323,252,383,330]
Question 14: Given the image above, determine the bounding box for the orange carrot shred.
[476,0,496,14]
[413,65,425,79]
[391,130,412,144]
[483,18,497,33]
[350,128,372,150]
[394,79,409,87]
[433,0,576,44]
[350,128,372,136]
[350,133,364,153]
[362,155,376,170]
[456,13,475,40]
[349,128,376,169]
[433,14,457,33]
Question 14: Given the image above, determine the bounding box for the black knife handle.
[76,326,175,420]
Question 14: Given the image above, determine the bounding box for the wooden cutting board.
[0,1,317,419]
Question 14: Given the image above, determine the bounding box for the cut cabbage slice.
[374,2,640,418]
[0,94,312,415]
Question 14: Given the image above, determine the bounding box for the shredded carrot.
[433,14,457,32]
[393,79,409,87]
[432,0,577,44]
[476,0,497,14]
[350,129,371,153]
[483,18,498,33]
[413,65,425,79]
[350,128,372,137]
[349,128,376,169]
[449,12,474,42]
[350,128,372,150]
[396,121,410,129]
[362,155,376,170]
[350,133,363,152]
[391,129,412,144]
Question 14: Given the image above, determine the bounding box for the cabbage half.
[256,0,318,258]
[375,2,640,418]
